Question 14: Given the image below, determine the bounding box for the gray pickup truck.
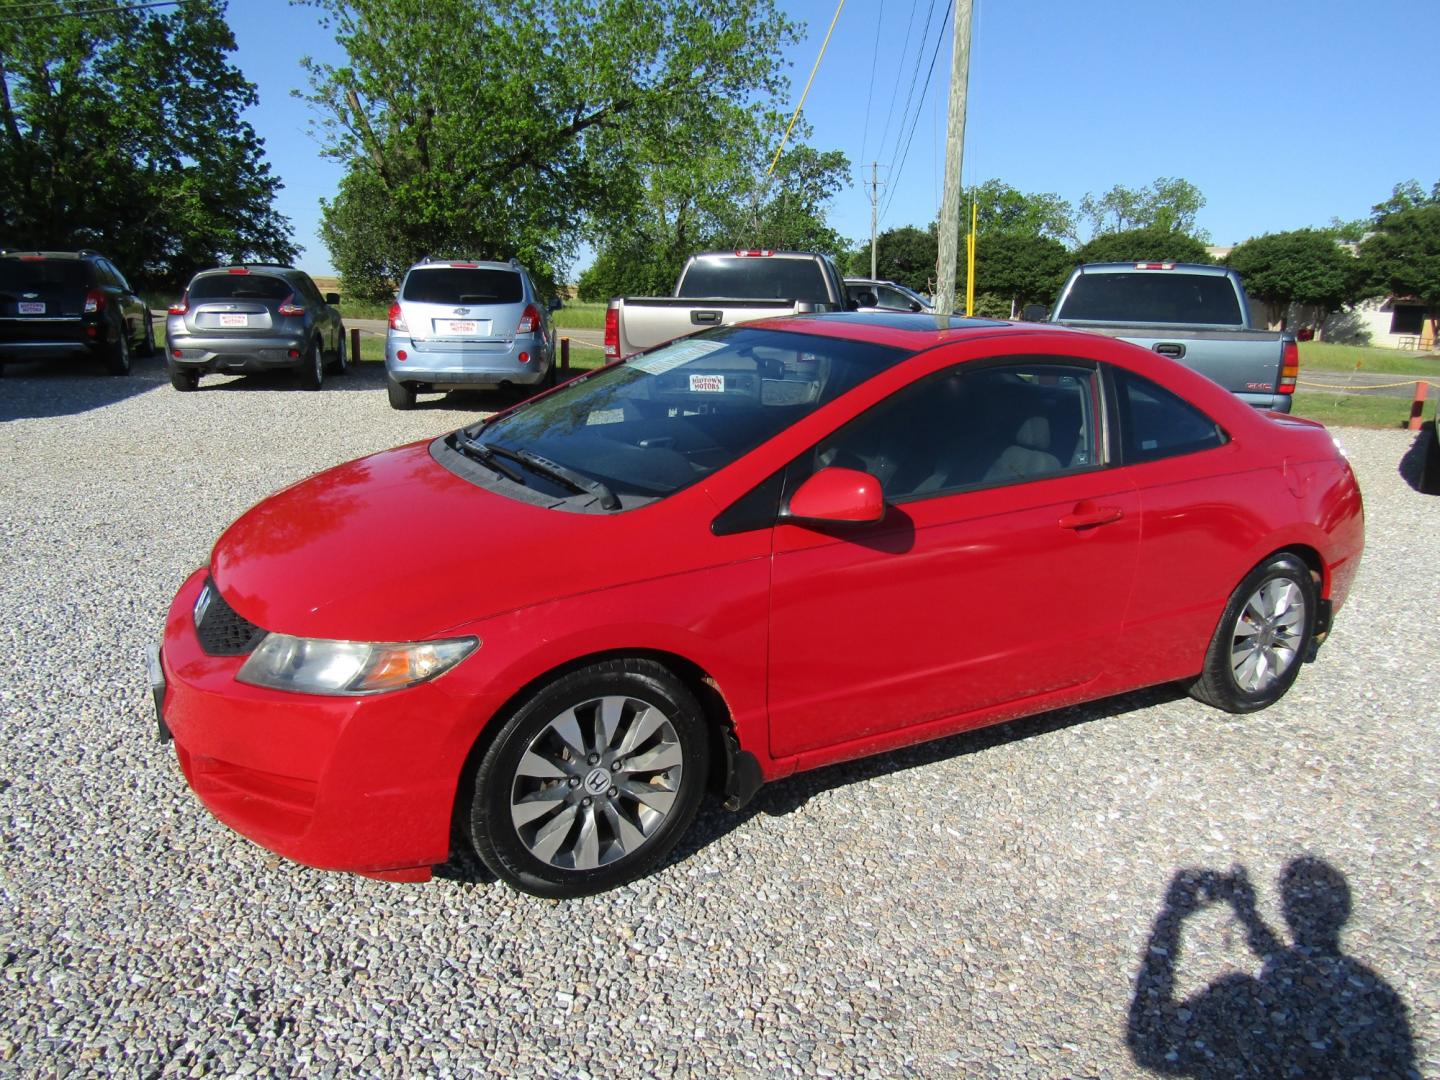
[604,250,851,361]
[1041,262,1298,412]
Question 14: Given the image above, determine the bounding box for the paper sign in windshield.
[689,374,725,393]
[629,337,726,375]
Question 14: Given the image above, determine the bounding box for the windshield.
[403,267,522,304]
[1059,272,1243,325]
[0,259,92,291]
[453,326,908,509]
[189,273,292,301]
[676,257,831,305]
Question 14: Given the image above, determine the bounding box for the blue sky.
[232,0,1440,277]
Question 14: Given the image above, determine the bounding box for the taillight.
[734,249,774,257]
[1134,262,1175,270]
[604,307,619,360]
[1279,339,1300,394]
[516,303,541,334]
[168,293,188,316]
[83,289,106,314]
[227,267,250,275]
[277,293,305,317]
[388,301,407,332]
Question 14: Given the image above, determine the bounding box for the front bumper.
[155,569,491,880]
[385,330,550,388]
[166,332,306,374]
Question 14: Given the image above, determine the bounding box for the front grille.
[195,578,267,656]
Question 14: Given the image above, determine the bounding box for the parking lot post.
[351,327,361,366]
[1409,382,1428,431]
[561,337,570,374]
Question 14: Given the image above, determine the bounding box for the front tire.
[468,659,710,898]
[103,329,131,375]
[298,338,324,390]
[1189,553,1316,713]
[330,329,349,375]
[137,313,156,358]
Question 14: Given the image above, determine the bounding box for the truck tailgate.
[1061,325,1286,397]
[616,298,802,357]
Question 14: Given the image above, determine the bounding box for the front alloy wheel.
[469,659,709,897]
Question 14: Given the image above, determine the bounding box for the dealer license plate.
[18,302,44,314]
[220,313,248,327]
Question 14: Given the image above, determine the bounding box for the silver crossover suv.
[385,258,557,409]
[165,265,347,391]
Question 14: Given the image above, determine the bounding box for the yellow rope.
[1296,377,1440,392]
[767,0,846,179]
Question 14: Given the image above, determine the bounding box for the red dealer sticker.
[689,374,725,393]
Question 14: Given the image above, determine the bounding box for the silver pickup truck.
[604,250,850,361]
[1042,262,1298,412]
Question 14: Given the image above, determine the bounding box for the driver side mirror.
[1021,304,1048,322]
[782,467,886,527]
[324,292,341,305]
[547,296,563,312]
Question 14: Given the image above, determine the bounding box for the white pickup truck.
[603,250,852,361]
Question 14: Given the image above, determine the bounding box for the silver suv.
[165,265,348,391]
[385,258,558,409]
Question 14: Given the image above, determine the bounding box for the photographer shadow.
[1127,858,1416,1078]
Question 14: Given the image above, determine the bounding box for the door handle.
[691,310,722,325]
[1154,342,1186,359]
[1059,505,1124,530]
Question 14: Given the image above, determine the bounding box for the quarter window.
[807,361,1100,501]
[1113,368,1226,463]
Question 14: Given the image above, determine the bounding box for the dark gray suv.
[165,266,347,391]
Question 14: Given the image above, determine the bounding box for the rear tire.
[168,365,199,392]
[298,339,324,390]
[137,313,156,358]
[386,378,416,410]
[1189,553,1315,714]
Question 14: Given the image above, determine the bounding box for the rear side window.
[677,257,831,305]
[1061,273,1243,325]
[189,274,292,301]
[1113,368,1226,464]
[403,268,522,304]
[0,260,92,290]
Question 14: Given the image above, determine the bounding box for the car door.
[766,358,1140,760]
[103,260,144,346]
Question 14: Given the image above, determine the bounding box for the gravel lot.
[2,354,1436,1078]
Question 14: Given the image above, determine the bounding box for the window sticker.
[689,373,725,393]
[629,337,727,375]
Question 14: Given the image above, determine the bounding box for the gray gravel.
[1,354,1436,1078]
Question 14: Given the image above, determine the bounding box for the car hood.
[209,440,624,641]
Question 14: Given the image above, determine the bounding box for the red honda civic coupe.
[151,314,1364,897]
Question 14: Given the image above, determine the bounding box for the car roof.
[192,265,300,278]
[407,259,522,272]
[1075,261,1230,277]
[0,250,104,261]
[750,310,1032,348]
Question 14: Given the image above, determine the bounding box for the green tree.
[1074,228,1211,266]
[1359,203,1440,343]
[1079,177,1208,241]
[1369,179,1440,220]
[954,179,1074,242]
[0,0,295,287]
[301,0,797,301]
[867,226,938,291]
[1224,229,1362,333]
[964,234,1072,316]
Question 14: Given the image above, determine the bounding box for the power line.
[856,0,884,170]
[871,0,920,176]
[766,0,846,178]
[878,0,954,225]
[880,0,941,176]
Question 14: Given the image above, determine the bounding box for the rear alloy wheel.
[103,329,131,375]
[298,338,324,390]
[168,365,199,392]
[1189,552,1316,714]
[469,659,710,897]
[386,378,416,410]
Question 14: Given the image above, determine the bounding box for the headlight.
[236,634,478,696]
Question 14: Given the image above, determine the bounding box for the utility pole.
[868,162,880,280]
[935,0,973,314]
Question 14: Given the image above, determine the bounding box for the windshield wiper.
[451,432,525,484]
[487,443,621,511]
